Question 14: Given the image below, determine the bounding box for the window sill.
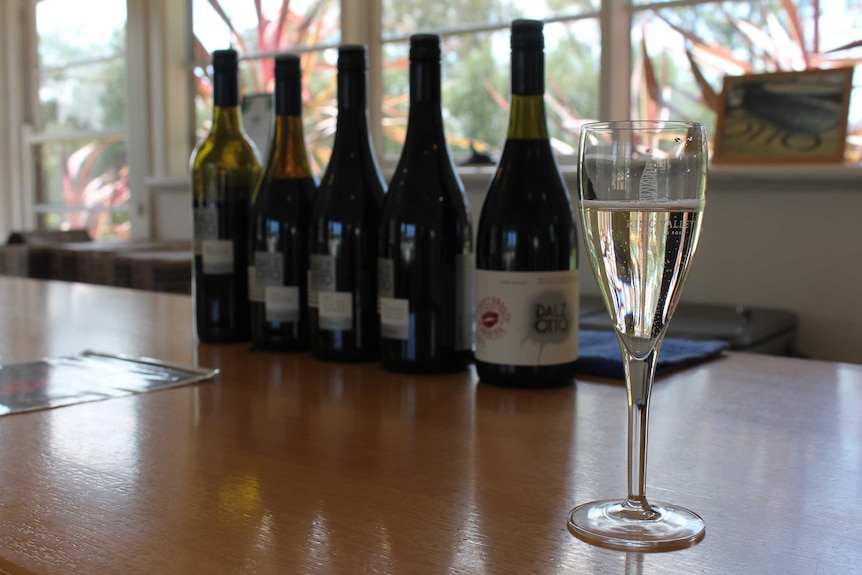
[456,163,862,193]
[144,163,862,196]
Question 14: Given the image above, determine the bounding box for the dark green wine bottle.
[378,34,474,373]
[475,20,579,386]
[191,49,261,343]
[308,45,386,362]
[249,54,317,351]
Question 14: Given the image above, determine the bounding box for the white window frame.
[0,0,161,242]
[0,0,29,241]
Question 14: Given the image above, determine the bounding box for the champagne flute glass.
[568,120,707,551]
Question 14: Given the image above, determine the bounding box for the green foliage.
[445,40,509,154]
[545,24,601,150]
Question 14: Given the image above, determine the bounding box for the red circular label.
[476,296,510,343]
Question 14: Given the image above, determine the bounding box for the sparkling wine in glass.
[568,120,707,551]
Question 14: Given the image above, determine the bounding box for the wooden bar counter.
[0,276,859,574]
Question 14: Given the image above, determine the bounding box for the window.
[30,0,130,240]
[3,0,858,244]
[190,0,860,173]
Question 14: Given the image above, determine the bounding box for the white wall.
[666,172,862,365]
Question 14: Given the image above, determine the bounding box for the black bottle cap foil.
[275,54,301,79]
[212,49,239,73]
[410,34,441,61]
[338,45,368,71]
[510,19,544,50]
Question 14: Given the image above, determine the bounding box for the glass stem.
[620,340,661,519]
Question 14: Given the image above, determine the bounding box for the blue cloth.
[577,329,729,380]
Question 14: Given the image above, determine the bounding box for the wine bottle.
[191,49,261,342]
[249,54,317,351]
[378,34,473,373]
[308,45,386,362]
[474,20,579,386]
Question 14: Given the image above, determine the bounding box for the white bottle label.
[193,205,218,255]
[251,251,283,304]
[201,240,234,275]
[309,254,335,309]
[319,291,352,330]
[378,255,473,348]
[265,286,299,323]
[377,258,407,339]
[379,296,409,340]
[475,269,579,366]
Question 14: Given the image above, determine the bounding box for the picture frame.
[713,68,854,164]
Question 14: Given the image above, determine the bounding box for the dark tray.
[579,295,797,355]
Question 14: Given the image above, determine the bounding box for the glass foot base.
[567,499,705,552]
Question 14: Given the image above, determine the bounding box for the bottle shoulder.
[385,149,467,207]
[384,115,468,210]
[261,120,315,179]
[192,132,262,172]
[483,142,573,212]
[317,145,385,205]
[253,175,316,209]
[477,139,577,254]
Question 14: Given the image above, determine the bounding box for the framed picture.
[713,68,854,164]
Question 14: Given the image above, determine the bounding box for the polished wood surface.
[0,276,859,574]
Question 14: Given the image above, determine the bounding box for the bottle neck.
[212,69,243,134]
[404,57,445,139]
[213,69,240,107]
[506,47,549,140]
[337,68,367,112]
[410,58,441,105]
[267,115,313,178]
[275,73,302,116]
[511,46,544,96]
[264,72,312,178]
[332,68,374,150]
[211,105,243,135]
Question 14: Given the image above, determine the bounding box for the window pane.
[36,0,126,132]
[382,19,600,162]
[34,138,130,240]
[38,59,126,133]
[633,0,862,159]
[36,0,126,66]
[34,0,130,240]
[192,0,341,175]
[545,19,601,153]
